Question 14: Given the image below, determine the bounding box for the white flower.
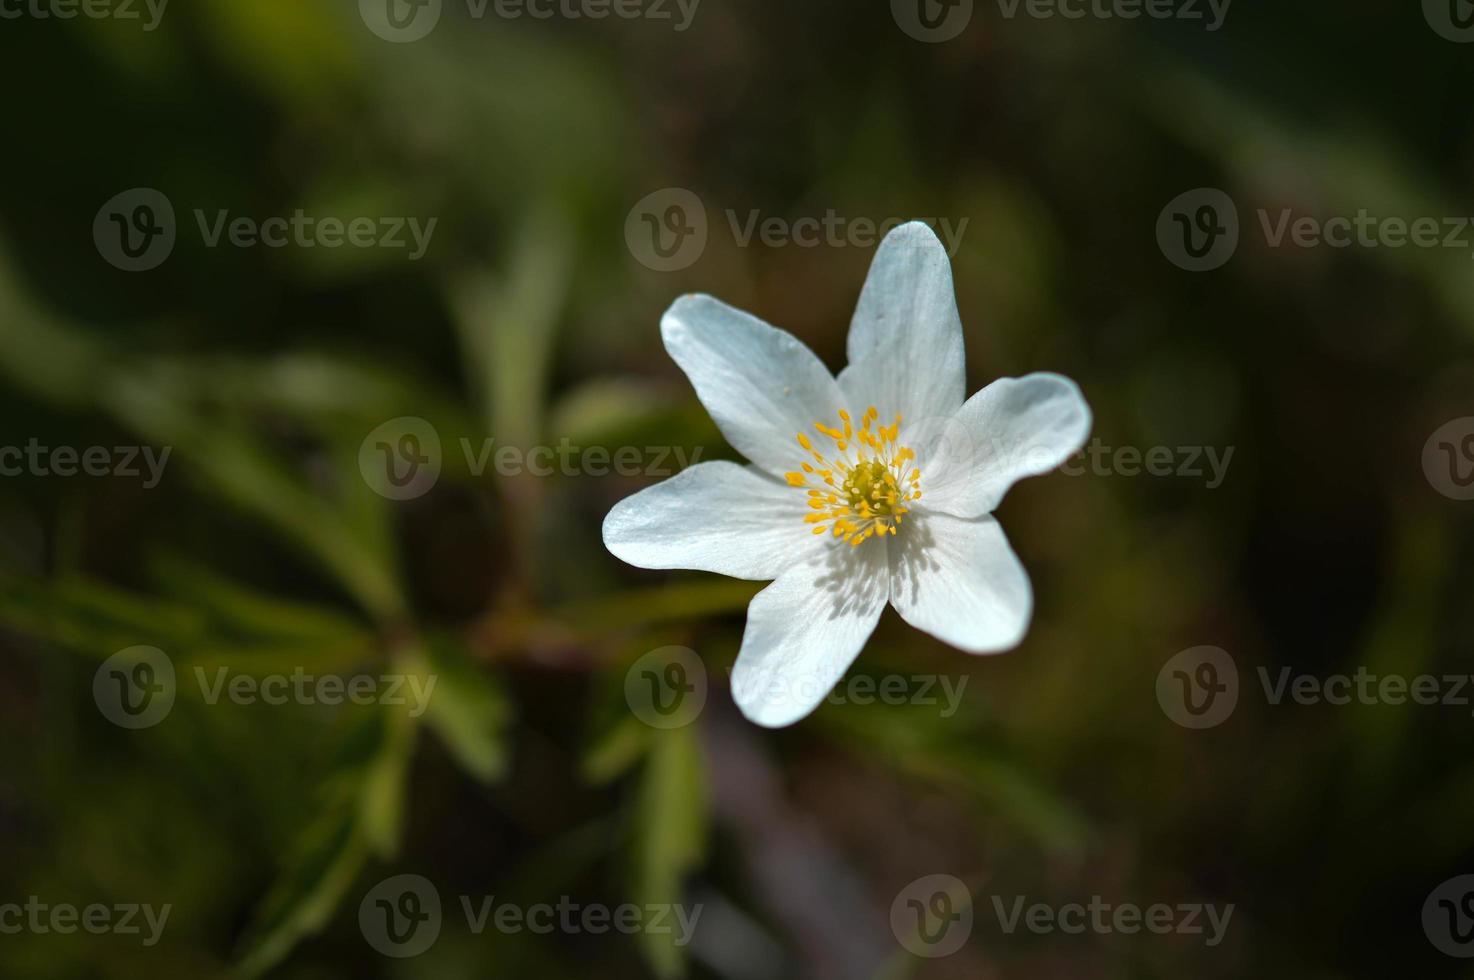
[603,222,1091,727]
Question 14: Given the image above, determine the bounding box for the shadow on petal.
[885,512,941,611]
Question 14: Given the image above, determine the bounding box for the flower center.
[785,406,922,547]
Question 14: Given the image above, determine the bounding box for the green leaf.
[0,565,379,676]
[414,636,512,784]
[582,715,652,786]
[0,573,208,658]
[555,580,760,635]
[547,376,682,446]
[1149,67,1474,337]
[449,209,574,447]
[360,700,417,859]
[234,790,368,980]
[104,367,406,620]
[149,552,369,644]
[0,248,107,409]
[1348,512,1447,790]
[631,726,708,980]
[193,0,360,111]
[0,275,408,622]
[235,706,415,977]
[819,706,1088,859]
[187,350,477,480]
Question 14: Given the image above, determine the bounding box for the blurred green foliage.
[1,2,1472,979]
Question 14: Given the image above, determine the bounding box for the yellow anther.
[789,406,922,548]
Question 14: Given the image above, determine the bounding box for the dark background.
[1,0,1472,977]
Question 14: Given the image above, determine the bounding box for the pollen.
[787,406,921,547]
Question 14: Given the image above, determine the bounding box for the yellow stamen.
[786,406,922,549]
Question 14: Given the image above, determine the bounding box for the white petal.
[887,510,1032,654]
[921,373,1091,519]
[602,461,813,581]
[731,541,889,727]
[662,294,844,477]
[838,222,966,425]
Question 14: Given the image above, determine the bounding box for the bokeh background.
[2,1,1473,977]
